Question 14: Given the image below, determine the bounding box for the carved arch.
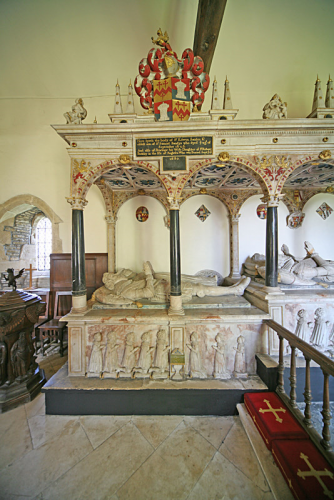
[72,159,172,199]
[0,194,63,253]
[175,156,269,199]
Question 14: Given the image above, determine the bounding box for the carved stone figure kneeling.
[150,329,170,379]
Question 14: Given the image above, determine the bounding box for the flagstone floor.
[0,353,277,500]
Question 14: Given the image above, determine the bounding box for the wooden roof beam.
[193,0,228,74]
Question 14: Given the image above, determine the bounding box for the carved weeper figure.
[118,332,139,378]
[309,308,330,349]
[103,332,119,379]
[262,94,287,119]
[233,335,247,378]
[150,329,170,379]
[87,332,103,377]
[11,332,30,379]
[64,98,87,124]
[133,331,155,378]
[294,309,310,342]
[187,332,206,379]
[212,332,230,379]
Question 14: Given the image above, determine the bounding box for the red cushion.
[244,392,309,450]
[272,439,334,500]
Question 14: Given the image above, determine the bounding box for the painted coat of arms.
[134,29,210,122]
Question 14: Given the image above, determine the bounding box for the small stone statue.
[11,332,30,379]
[64,98,87,124]
[103,332,120,378]
[262,94,287,119]
[87,332,103,377]
[309,308,331,348]
[212,332,230,379]
[233,335,247,378]
[187,331,206,379]
[133,331,155,378]
[4,268,24,291]
[150,329,170,379]
[118,332,139,378]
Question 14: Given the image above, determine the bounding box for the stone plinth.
[0,290,46,413]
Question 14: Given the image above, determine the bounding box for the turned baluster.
[277,335,285,393]
[303,357,312,427]
[289,345,297,408]
[320,370,332,451]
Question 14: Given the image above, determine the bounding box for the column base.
[168,295,185,316]
[72,294,88,313]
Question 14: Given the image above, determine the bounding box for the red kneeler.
[244,392,309,450]
[272,440,334,500]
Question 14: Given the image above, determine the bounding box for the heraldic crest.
[134,29,210,121]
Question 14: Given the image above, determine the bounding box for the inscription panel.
[135,136,213,158]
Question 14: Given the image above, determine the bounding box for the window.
[36,217,52,270]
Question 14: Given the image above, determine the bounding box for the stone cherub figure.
[150,329,170,379]
[212,332,230,379]
[94,261,250,306]
[233,335,247,378]
[187,331,206,379]
[262,94,287,119]
[133,331,155,378]
[64,98,87,124]
[103,332,120,378]
[87,332,103,377]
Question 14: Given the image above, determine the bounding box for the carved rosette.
[67,196,88,210]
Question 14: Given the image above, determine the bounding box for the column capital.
[229,213,241,223]
[261,194,284,208]
[167,197,180,210]
[67,196,88,210]
[105,214,118,224]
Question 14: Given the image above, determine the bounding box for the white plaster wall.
[239,195,266,269]
[116,196,169,273]
[180,195,230,277]
[84,184,107,253]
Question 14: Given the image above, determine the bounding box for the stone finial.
[223,76,233,110]
[211,77,222,110]
[114,80,123,114]
[126,80,135,114]
[325,75,334,108]
[312,75,324,112]
[262,94,287,119]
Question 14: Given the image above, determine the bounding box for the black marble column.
[72,209,86,298]
[169,209,181,296]
[265,205,278,287]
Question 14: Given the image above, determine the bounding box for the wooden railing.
[264,319,334,468]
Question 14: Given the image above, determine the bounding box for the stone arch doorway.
[0,195,63,287]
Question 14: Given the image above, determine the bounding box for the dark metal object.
[193,0,228,74]
[4,268,25,291]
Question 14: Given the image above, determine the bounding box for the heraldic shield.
[154,77,191,122]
